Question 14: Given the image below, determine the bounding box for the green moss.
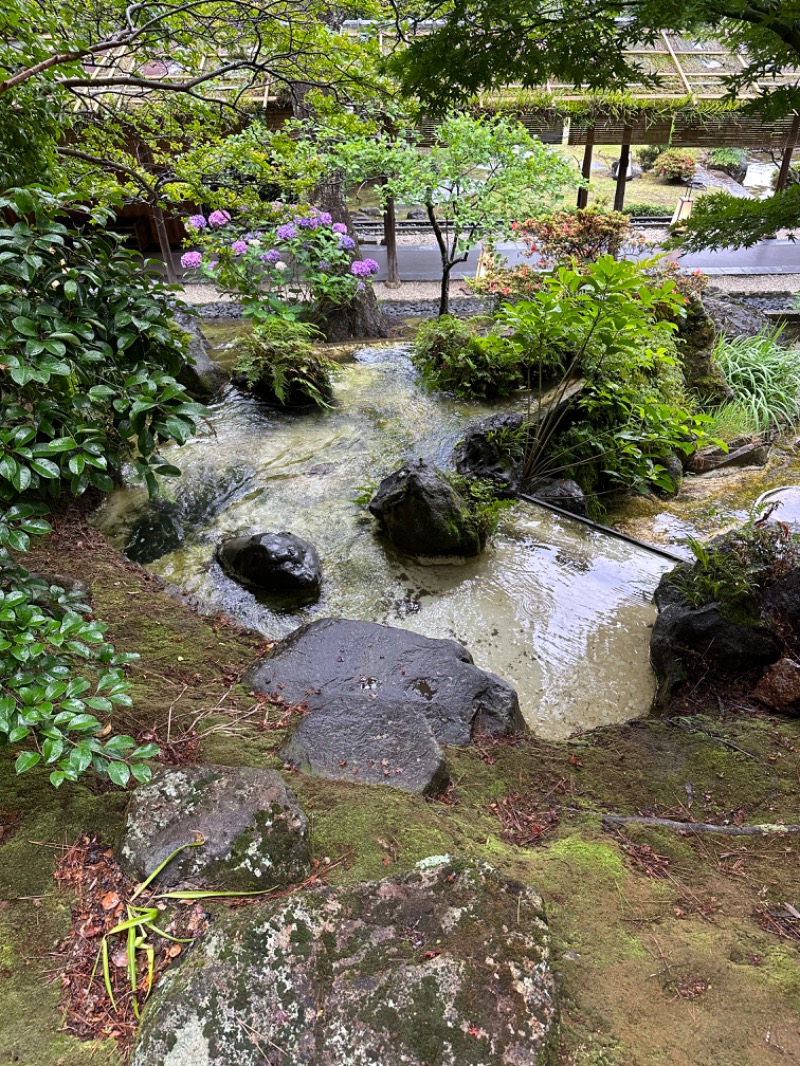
[544,836,626,882]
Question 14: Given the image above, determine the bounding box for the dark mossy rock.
[282,696,451,796]
[118,766,311,891]
[702,292,772,341]
[524,477,588,517]
[244,617,524,745]
[675,297,732,406]
[231,369,334,408]
[132,858,559,1066]
[175,314,228,401]
[762,567,800,633]
[369,459,485,557]
[453,413,526,497]
[216,532,322,606]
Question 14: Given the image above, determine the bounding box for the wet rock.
[703,292,772,341]
[119,766,311,891]
[525,477,588,517]
[688,439,770,474]
[453,413,525,496]
[282,696,450,795]
[762,566,800,630]
[754,658,800,714]
[244,617,524,745]
[675,298,732,405]
[369,459,485,557]
[133,857,559,1066]
[175,313,228,401]
[216,532,322,606]
[650,600,781,706]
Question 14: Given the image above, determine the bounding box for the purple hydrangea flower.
[357,281,366,292]
[231,240,248,255]
[185,214,207,231]
[318,259,330,272]
[339,235,356,251]
[276,223,297,241]
[208,209,231,228]
[332,222,348,234]
[297,216,318,229]
[180,251,203,269]
[262,248,281,265]
[351,257,380,278]
[318,212,333,225]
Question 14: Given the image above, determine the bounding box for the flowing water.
[97,339,673,740]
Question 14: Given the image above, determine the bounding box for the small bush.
[236,319,337,408]
[446,473,512,539]
[653,149,698,182]
[512,208,639,266]
[622,201,674,218]
[635,145,665,171]
[712,327,800,430]
[708,147,746,178]
[411,316,522,399]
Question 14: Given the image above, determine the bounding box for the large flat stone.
[133,858,559,1066]
[282,696,450,795]
[118,766,311,892]
[243,617,523,745]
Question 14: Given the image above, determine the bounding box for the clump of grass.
[704,399,764,442]
[712,327,800,431]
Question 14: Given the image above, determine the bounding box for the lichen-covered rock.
[368,459,485,557]
[282,696,450,795]
[215,531,322,606]
[133,858,559,1066]
[244,617,524,745]
[754,658,800,714]
[119,766,310,891]
[675,297,732,406]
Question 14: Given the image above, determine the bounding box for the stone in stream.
[368,459,485,557]
[215,532,322,606]
[525,477,588,517]
[132,857,559,1066]
[281,696,451,796]
[118,766,311,891]
[243,617,524,746]
[175,313,228,401]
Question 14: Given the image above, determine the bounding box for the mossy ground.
[1,508,798,1065]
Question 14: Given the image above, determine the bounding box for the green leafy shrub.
[622,201,673,218]
[712,327,800,430]
[0,188,205,787]
[670,535,757,617]
[653,149,698,182]
[708,147,746,178]
[411,315,522,399]
[0,506,157,787]
[512,208,641,266]
[446,474,512,539]
[635,145,665,171]
[235,319,337,407]
[0,189,203,499]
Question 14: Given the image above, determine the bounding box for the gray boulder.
[703,292,772,341]
[244,617,524,745]
[119,766,311,891]
[369,460,485,557]
[453,413,526,497]
[282,696,450,795]
[216,532,322,606]
[175,314,228,401]
[133,858,559,1066]
[525,477,588,517]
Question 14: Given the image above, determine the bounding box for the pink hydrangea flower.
[208,209,231,228]
[332,222,348,234]
[180,251,203,269]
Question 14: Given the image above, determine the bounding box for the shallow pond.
[97,340,672,740]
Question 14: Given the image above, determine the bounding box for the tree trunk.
[383,190,400,286]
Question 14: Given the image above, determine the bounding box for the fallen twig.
[602,815,800,836]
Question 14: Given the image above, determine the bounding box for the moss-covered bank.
[1,509,798,1065]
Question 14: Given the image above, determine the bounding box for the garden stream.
[97,336,673,740]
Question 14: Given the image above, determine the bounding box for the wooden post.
[151,199,177,284]
[383,189,400,287]
[613,129,632,213]
[577,128,594,209]
[776,113,800,192]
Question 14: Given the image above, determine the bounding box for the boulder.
[118,766,311,892]
[762,566,800,631]
[754,658,800,714]
[675,298,732,405]
[525,477,588,517]
[688,439,770,474]
[216,532,322,606]
[453,413,526,497]
[650,601,781,706]
[133,858,559,1066]
[406,207,428,220]
[282,696,450,795]
[369,460,485,557]
[175,314,228,401]
[244,617,524,745]
[703,292,772,341]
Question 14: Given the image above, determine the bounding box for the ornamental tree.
[333,112,578,315]
[389,0,800,251]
